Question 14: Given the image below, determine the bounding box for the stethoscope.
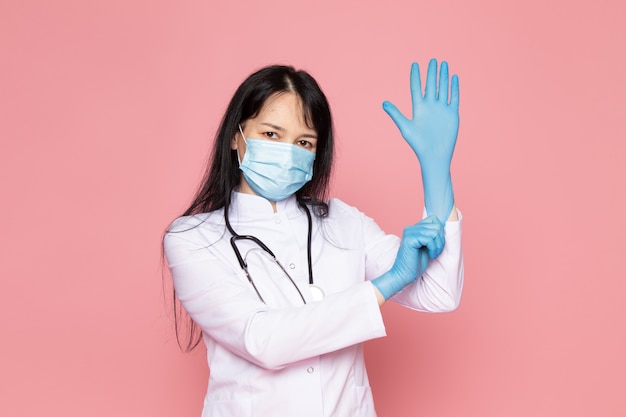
[224,201,325,304]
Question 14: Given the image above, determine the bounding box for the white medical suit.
[164,191,464,417]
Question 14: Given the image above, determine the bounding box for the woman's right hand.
[372,216,445,301]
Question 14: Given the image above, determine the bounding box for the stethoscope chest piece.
[309,284,325,301]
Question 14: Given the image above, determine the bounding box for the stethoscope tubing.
[224,199,314,304]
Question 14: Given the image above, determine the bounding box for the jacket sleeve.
[164,230,386,370]
[361,209,464,312]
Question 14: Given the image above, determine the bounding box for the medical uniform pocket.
[202,397,251,417]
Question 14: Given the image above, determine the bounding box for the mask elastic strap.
[236,124,248,165]
[237,124,248,144]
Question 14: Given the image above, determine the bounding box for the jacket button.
[307,367,314,374]
[289,263,296,269]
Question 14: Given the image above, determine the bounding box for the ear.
[231,134,238,150]
[232,123,244,150]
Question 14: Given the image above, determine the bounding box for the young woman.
[164,59,463,417]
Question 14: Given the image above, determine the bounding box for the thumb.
[382,101,409,134]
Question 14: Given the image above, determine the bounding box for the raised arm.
[372,59,462,304]
[383,58,460,223]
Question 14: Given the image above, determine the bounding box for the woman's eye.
[263,132,278,139]
[298,140,313,148]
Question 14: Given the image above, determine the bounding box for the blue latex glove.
[382,59,460,223]
[372,216,445,300]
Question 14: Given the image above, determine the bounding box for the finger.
[414,216,443,229]
[424,58,438,100]
[407,229,441,247]
[428,229,446,257]
[419,215,438,224]
[426,215,443,226]
[382,101,410,135]
[450,74,460,109]
[428,246,443,259]
[417,224,443,235]
[415,236,435,251]
[438,61,449,103]
[425,234,443,257]
[427,243,442,259]
[410,62,423,116]
[405,223,441,237]
[401,227,435,246]
[412,215,439,226]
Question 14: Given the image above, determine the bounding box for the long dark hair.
[185,65,334,217]
[169,65,335,351]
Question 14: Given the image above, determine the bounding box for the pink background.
[2,0,625,416]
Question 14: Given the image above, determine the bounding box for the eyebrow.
[260,122,318,139]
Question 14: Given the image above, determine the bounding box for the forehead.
[253,93,314,130]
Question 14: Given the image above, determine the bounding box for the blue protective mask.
[237,125,315,201]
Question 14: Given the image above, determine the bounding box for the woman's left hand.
[382,59,459,222]
[382,58,459,167]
